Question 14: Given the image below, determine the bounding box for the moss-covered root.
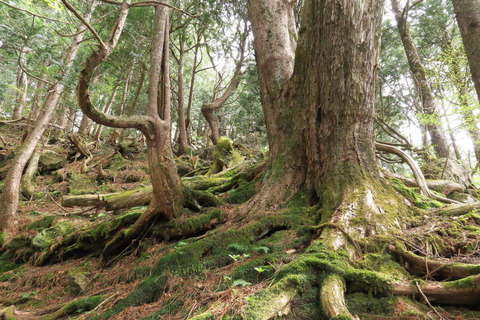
[0,306,17,320]
[389,245,480,280]
[242,277,299,320]
[40,295,105,320]
[393,274,480,305]
[321,274,359,320]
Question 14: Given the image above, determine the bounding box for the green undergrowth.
[389,178,444,209]
[346,292,395,318]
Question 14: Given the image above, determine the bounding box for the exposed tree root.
[321,274,359,320]
[389,245,480,280]
[376,142,460,204]
[393,274,480,305]
[384,171,464,195]
[437,202,480,216]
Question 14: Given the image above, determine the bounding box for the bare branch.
[60,0,106,48]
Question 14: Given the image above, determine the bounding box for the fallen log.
[61,187,151,210]
[437,202,480,216]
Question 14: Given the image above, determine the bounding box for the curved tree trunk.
[391,0,450,159]
[452,0,480,104]
[201,23,247,144]
[73,2,184,256]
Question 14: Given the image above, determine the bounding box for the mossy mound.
[31,221,75,250]
[68,173,98,195]
[27,216,56,231]
[39,150,65,172]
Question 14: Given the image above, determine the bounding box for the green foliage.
[27,216,55,231]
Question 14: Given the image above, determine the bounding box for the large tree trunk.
[248,0,389,318]
[0,2,96,233]
[391,0,451,159]
[452,0,480,104]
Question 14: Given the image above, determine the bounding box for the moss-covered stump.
[206,137,244,175]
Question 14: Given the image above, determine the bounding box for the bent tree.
[71,1,184,255]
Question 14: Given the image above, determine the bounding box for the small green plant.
[229,254,241,261]
[231,279,252,287]
[254,266,266,273]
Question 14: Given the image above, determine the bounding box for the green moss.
[106,153,129,171]
[229,256,277,284]
[359,254,411,281]
[389,178,443,209]
[344,269,394,296]
[443,275,475,289]
[31,221,75,250]
[41,295,105,320]
[141,298,184,319]
[224,178,255,204]
[346,293,395,317]
[27,216,55,231]
[332,315,354,320]
[80,207,143,242]
[183,176,231,191]
[68,173,98,195]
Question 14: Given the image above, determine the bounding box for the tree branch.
[60,0,106,49]
[98,0,198,17]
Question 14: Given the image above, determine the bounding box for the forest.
[1,0,480,319]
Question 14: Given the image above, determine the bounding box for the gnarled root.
[389,245,480,280]
[393,274,480,305]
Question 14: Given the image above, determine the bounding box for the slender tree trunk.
[111,67,133,143]
[94,85,118,141]
[186,36,202,145]
[391,0,450,158]
[0,1,97,233]
[176,37,188,154]
[452,0,480,104]
[12,50,28,120]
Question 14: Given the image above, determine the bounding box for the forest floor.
[1,126,480,319]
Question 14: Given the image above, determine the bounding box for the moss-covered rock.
[31,221,75,250]
[39,150,65,172]
[389,178,443,209]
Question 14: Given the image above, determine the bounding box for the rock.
[448,192,478,203]
[39,150,65,172]
[66,270,89,294]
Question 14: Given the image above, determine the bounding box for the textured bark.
[0,2,96,232]
[391,0,450,158]
[452,0,480,104]
[249,1,385,317]
[94,85,118,141]
[20,149,41,198]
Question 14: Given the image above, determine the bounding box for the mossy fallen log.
[61,187,152,210]
[40,295,105,320]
